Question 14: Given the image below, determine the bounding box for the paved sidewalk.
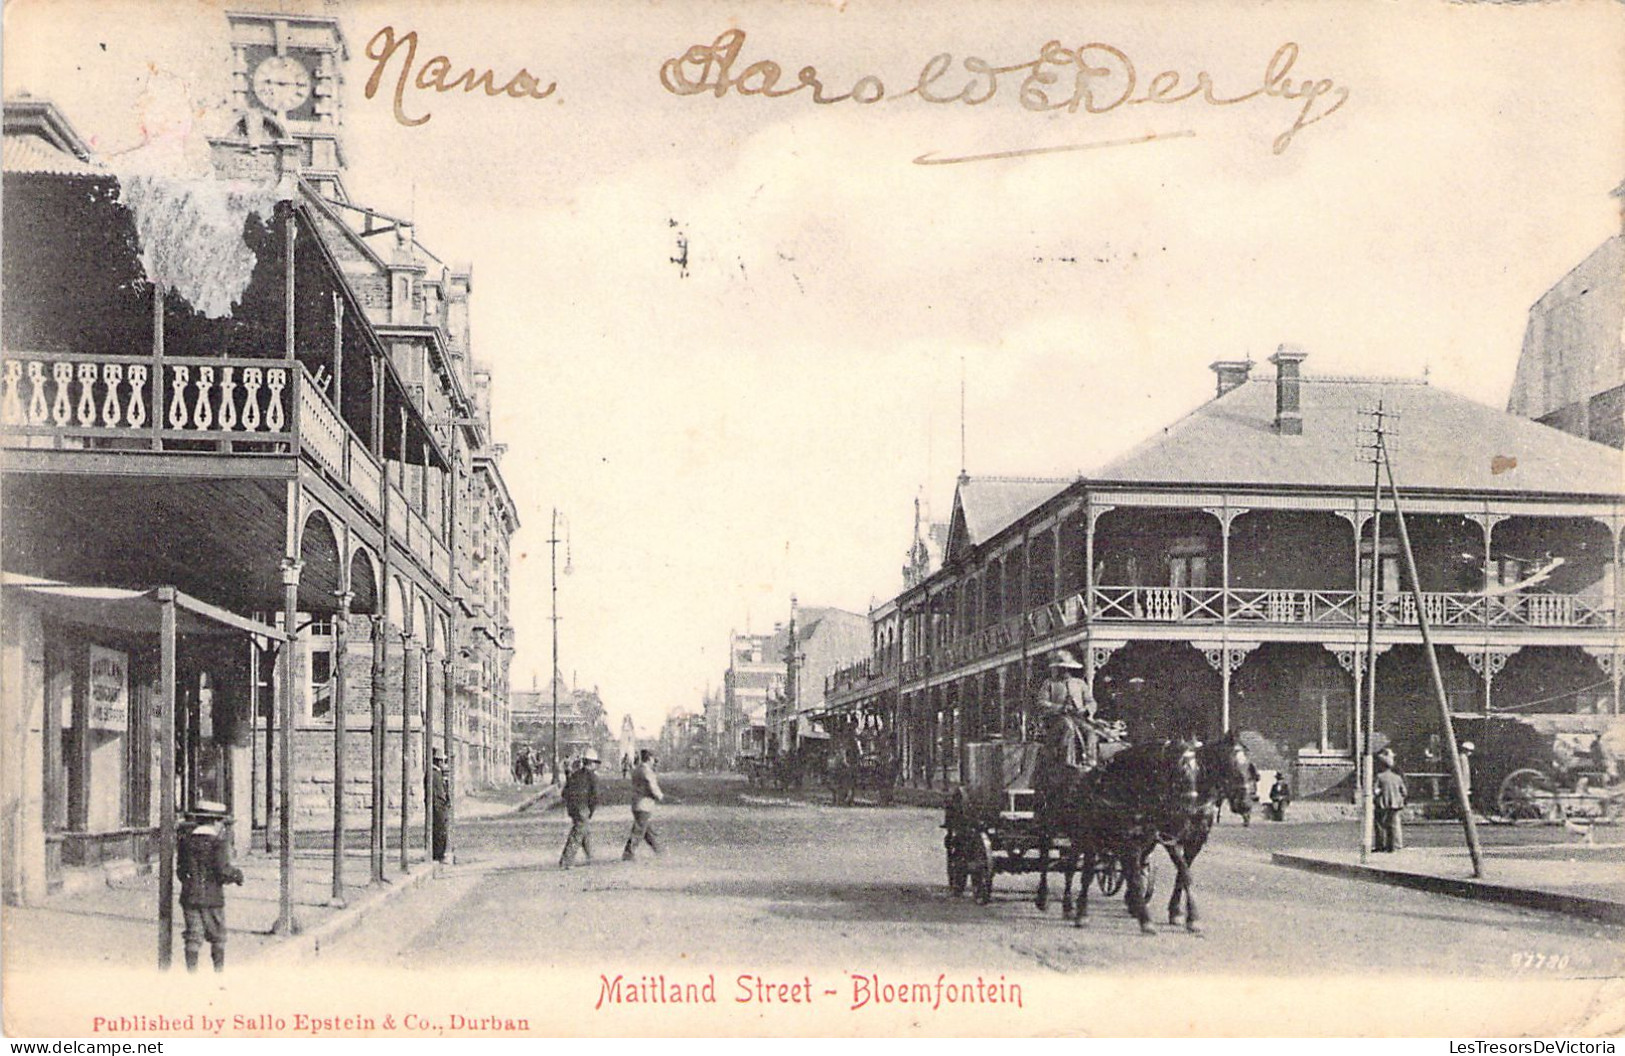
[3,844,440,971]
[1273,835,1625,925]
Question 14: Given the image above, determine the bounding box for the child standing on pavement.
[177,800,244,973]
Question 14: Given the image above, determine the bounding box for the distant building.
[903,493,950,591]
[659,708,707,769]
[1507,183,1625,449]
[618,714,638,767]
[763,600,870,756]
[511,676,611,775]
[723,630,783,767]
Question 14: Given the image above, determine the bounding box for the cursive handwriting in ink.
[364,26,557,127]
[659,31,1350,156]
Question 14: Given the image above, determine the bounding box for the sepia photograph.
[1,0,1622,1039]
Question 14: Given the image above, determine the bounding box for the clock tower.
[222,11,349,200]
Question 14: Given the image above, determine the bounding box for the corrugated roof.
[1092,374,1624,496]
[955,476,1071,546]
[2,133,107,177]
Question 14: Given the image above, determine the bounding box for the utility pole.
[1363,405,1485,877]
[548,509,570,783]
[1357,403,1389,863]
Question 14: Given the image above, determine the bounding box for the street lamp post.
[548,508,571,784]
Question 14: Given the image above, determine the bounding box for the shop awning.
[2,572,286,641]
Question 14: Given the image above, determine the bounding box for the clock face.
[252,55,312,113]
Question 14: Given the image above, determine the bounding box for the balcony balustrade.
[2,352,292,447]
[2,351,456,590]
[841,584,1617,690]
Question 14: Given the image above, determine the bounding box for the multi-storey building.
[722,630,784,767]
[0,11,516,907]
[827,351,1623,806]
[1507,183,1624,450]
[762,600,869,757]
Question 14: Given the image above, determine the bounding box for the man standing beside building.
[623,749,664,860]
[559,749,600,869]
[431,748,451,863]
[1374,747,1408,853]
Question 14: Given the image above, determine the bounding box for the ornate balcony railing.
[2,352,292,448]
[871,584,1617,684]
[3,351,456,589]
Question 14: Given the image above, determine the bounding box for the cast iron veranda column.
[370,614,386,883]
[422,637,435,860]
[274,559,303,935]
[400,632,419,872]
[157,588,177,969]
[331,589,352,905]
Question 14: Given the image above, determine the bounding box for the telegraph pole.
[549,507,561,785]
[547,509,571,783]
[1357,403,1389,863]
[1363,404,1484,877]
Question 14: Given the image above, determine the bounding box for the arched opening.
[1095,640,1220,743]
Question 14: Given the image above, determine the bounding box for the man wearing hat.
[559,748,600,869]
[1033,649,1099,828]
[431,747,452,863]
[177,800,244,973]
[1373,747,1408,852]
[623,749,665,861]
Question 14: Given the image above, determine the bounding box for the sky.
[5,0,1623,734]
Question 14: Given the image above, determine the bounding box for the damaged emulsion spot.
[1491,454,1518,475]
[117,174,291,318]
[669,219,690,278]
[114,71,293,318]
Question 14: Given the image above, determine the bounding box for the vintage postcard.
[2,0,1623,1040]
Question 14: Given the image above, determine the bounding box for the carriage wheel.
[1497,768,1557,822]
[970,831,995,905]
[1096,855,1125,896]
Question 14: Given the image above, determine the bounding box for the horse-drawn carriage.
[943,728,1254,933]
[1480,714,1625,824]
[942,739,1151,907]
[820,725,898,806]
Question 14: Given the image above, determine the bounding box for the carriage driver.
[1032,648,1105,823]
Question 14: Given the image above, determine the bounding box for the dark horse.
[1035,732,1252,934]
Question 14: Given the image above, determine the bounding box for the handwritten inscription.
[660,30,1349,155]
[364,26,557,127]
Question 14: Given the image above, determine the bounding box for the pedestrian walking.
[431,747,451,862]
[623,749,664,860]
[1269,771,1292,821]
[1457,740,1475,811]
[177,800,244,974]
[560,748,601,869]
[1373,747,1407,852]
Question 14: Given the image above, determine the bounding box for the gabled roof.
[944,475,1071,562]
[1092,374,1623,497]
[3,98,104,177]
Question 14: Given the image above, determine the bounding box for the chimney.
[1209,359,1254,398]
[1269,345,1308,435]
